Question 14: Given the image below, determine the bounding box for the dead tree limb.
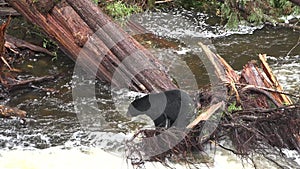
[5,35,53,56]
[259,54,293,104]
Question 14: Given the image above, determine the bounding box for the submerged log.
[7,0,177,93]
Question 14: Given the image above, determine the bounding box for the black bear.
[127,89,195,128]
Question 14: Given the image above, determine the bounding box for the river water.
[0,8,299,169]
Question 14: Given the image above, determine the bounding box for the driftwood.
[0,16,8,56]
[0,0,19,16]
[5,35,53,56]
[126,44,299,167]
[0,104,26,118]
[7,0,177,93]
[3,75,57,90]
[0,17,11,84]
[0,16,56,90]
[0,16,26,120]
[259,54,293,104]
[220,53,299,155]
[186,42,227,129]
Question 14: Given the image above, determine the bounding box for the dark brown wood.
[5,35,53,56]
[0,6,19,16]
[0,17,9,56]
[8,75,56,88]
[0,0,19,16]
[289,0,300,6]
[0,17,11,85]
[240,61,279,108]
[7,0,177,93]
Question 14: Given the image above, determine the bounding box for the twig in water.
[286,35,300,57]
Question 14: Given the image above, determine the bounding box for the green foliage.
[247,8,264,23]
[92,0,99,4]
[292,6,300,15]
[43,38,59,60]
[216,0,300,29]
[42,38,58,50]
[147,0,300,28]
[269,0,290,8]
[105,1,142,18]
[51,51,58,61]
[268,0,294,15]
[147,0,156,9]
[220,2,242,28]
[227,101,242,113]
[221,3,231,17]
[174,0,204,10]
[226,11,239,28]
[173,0,221,12]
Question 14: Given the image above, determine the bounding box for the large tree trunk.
[7,0,177,93]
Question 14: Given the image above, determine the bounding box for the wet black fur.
[127,89,195,128]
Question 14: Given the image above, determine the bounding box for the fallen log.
[7,0,177,93]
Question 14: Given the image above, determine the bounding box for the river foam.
[0,146,256,169]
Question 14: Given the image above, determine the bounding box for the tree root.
[125,51,300,168]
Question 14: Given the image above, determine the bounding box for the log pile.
[222,53,299,153]
[2,0,178,119]
[126,46,300,167]
[7,0,177,93]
